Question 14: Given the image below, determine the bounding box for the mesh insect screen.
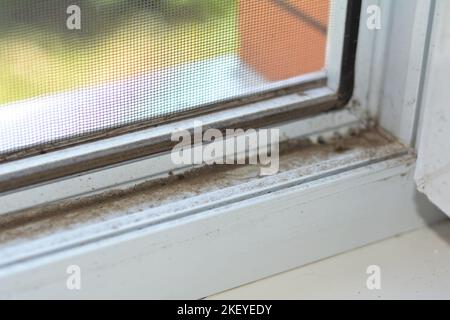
[0,0,330,156]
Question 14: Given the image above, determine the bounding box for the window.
[0,0,358,158]
[0,0,365,228]
[0,0,445,300]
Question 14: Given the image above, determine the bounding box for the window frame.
[0,0,360,196]
[0,0,445,299]
[415,0,450,216]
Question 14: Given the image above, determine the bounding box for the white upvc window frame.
[0,0,447,299]
[0,0,353,214]
[415,0,450,216]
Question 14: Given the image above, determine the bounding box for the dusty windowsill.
[0,128,409,259]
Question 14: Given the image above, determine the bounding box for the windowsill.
[0,126,445,298]
[0,129,415,264]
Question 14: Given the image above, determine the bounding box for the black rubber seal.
[337,0,362,106]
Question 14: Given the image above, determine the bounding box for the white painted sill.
[0,127,445,299]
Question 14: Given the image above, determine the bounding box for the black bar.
[337,0,362,106]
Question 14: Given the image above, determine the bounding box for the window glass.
[0,0,330,155]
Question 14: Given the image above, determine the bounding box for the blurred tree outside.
[0,0,238,104]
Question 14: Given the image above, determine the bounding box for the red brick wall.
[239,0,329,81]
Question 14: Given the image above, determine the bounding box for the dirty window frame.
[0,0,443,299]
[0,1,361,202]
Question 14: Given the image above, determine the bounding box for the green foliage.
[160,0,233,21]
[0,0,238,104]
[0,0,236,30]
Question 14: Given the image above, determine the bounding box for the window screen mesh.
[0,0,330,156]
